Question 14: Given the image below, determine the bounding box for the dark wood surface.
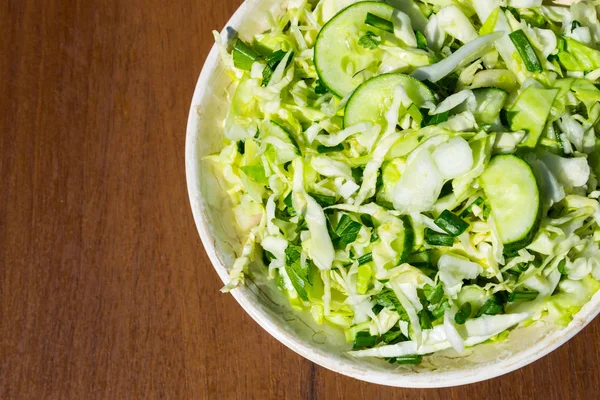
[2,0,599,398]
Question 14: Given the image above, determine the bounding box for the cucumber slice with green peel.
[507,86,559,148]
[315,2,396,98]
[344,73,436,127]
[479,155,541,255]
[471,88,508,125]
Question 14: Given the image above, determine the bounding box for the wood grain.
[1,0,599,398]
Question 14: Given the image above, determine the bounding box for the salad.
[205,0,600,365]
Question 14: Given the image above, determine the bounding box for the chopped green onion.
[434,210,469,237]
[572,20,581,31]
[501,6,521,22]
[365,13,394,33]
[508,291,539,302]
[454,302,472,325]
[422,111,449,127]
[381,329,407,345]
[317,143,344,153]
[509,29,543,73]
[476,295,505,317]
[386,355,423,365]
[425,228,455,246]
[353,331,378,349]
[262,50,294,87]
[460,197,485,218]
[423,283,444,304]
[357,252,373,265]
[415,30,428,51]
[233,39,259,70]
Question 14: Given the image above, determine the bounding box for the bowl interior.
[185,0,600,387]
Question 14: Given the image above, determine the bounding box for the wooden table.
[2,0,599,398]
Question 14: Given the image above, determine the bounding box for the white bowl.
[186,0,600,387]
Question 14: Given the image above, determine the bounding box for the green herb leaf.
[372,304,384,315]
[422,111,449,127]
[309,193,337,208]
[358,31,381,49]
[315,79,329,94]
[284,244,310,301]
[233,39,259,70]
[419,309,433,329]
[372,288,402,311]
[424,228,454,246]
[431,300,450,319]
[423,283,444,305]
[353,331,378,349]
[334,214,362,248]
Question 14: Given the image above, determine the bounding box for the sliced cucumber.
[479,155,541,255]
[471,88,508,125]
[315,2,396,97]
[507,86,559,148]
[344,73,436,127]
